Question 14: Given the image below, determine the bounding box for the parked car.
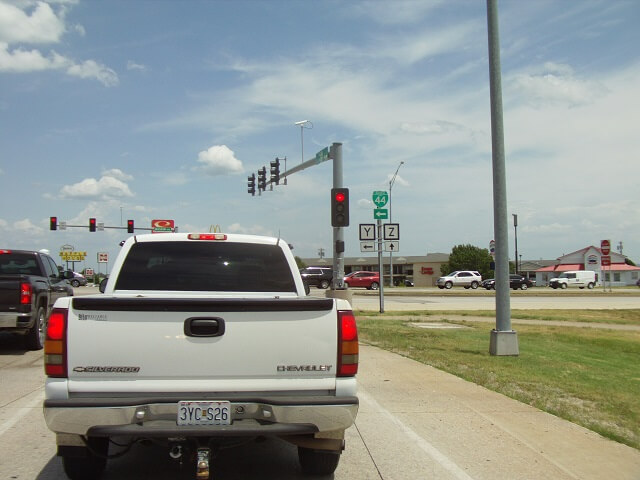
[344,271,380,290]
[436,271,482,289]
[69,271,88,288]
[299,267,333,289]
[483,274,534,290]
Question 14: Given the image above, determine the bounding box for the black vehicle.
[483,274,534,290]
[299,266,333,289]
[0,249,73,349]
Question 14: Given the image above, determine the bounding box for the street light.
[294,120,313,164]
[389,161,404,287]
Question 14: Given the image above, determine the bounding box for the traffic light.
[89,217,96,232]
[248,174,256,196]
[257,166,267,191]
[331,188,349,227]
[270,158,280,185]
[127,219,134,234]
[49,216,57,231]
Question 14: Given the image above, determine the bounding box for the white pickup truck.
[43,233,358,479]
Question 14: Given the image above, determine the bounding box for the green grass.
[356,308,640,325]
[356,311,640,450]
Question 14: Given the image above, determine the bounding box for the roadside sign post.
[601,239,612,292]
[377,220,384,313]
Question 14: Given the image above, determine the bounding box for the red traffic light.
[127,219,134,234]
[50,216,57,231]
[331,188,349,227]
[89,218,96,232]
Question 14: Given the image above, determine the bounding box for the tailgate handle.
[184,317,226,337]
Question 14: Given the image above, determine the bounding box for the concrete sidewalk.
[347,344,640,480]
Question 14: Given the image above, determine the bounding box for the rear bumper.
[0,312,32,330]
[44,395,359,438]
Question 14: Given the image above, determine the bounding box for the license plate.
[177,401,231,426]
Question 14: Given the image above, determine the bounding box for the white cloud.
[13,218,42,234]
[0,1,66,44]
[66,59,119,86]
[102,168,133,182]
[0,42,66,71]
[196,145,244,176]
[0,1,118,86]
[507,62,607,108]
[345,0,444,26]
[126,60,146,71]
[60,171,134,200]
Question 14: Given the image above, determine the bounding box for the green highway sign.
[374,208,388,220]
[372,191,389,208]
[315,147,330,164]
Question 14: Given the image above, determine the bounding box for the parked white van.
[549,270,596,289]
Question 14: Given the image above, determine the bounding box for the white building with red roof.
[535,246,640,286]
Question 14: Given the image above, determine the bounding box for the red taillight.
[44,308,67,377]
[20,282,32,304]
[338,311,358,377]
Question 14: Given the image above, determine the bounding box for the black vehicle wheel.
[445,282,453,289]
[71,279,80,287]
[25,306,46,350]
[62,438,108,480]
[561,283,568,289]
[319,280,330,289]
[298,447,340,476]
[470,281,479,289]
[521,284,528,290]
[587,282,595,289]
[370,282,379,290]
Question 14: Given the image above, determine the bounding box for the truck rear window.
[0,254,40,275]
[114,241,296,292]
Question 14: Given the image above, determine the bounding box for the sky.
[1,0,639,272]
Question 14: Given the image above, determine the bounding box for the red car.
[344,271,380,290]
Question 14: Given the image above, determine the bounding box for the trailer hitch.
[196,447,212,480]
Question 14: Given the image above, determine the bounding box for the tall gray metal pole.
[331,143,346,290]
[487,0,518,356]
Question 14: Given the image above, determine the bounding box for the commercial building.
[534,246,640,287]
[302,244,639,287]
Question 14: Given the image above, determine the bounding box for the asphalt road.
[352,294,640,312]
[1,288,638,479]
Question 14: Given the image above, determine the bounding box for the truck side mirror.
[99,278,108,293]
[63,270,74,280]
[303,279,310,296]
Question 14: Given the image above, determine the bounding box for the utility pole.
[388,161,404,287]
[487,0,518,356]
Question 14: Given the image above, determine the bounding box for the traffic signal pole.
[248,143,350,300]
[330,143,346,290]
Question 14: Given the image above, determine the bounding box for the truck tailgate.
[66,296,338,394]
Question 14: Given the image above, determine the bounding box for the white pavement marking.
[0,391,43,437]
[358,388,475,480]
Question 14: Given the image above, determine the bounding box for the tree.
[295,256,307,269]
[441,244,493,279]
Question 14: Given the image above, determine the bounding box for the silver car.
[436,271,482,289]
